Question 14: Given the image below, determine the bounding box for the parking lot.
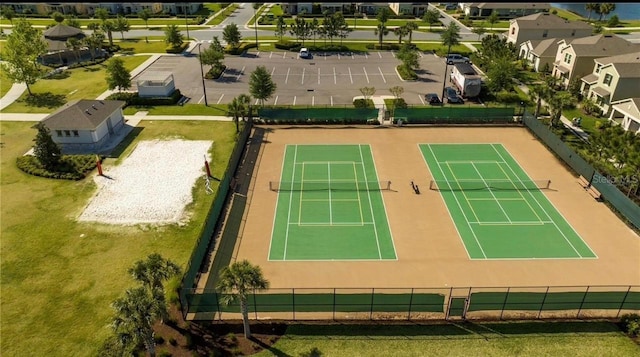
[133,48,452,106]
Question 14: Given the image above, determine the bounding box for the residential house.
[41,100,126,153]
[2,2,185,15]
[608,98,640,134]
[552,34,640,89]
[281,3,352,15]
[389,3,428,16]
[135,72,176,98]
[356,3,391,16]
[580,52,640,116]
[507,13,592,47]
[459,3,550,19]
[520,37,564,72]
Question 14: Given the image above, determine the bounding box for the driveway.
[135,48,452,106]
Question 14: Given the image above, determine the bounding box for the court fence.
[183,285,640,321]
[522,112,640,230]
[394,106,516,124]
[257,107,378,124]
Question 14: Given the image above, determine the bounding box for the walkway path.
[0,83,27,111]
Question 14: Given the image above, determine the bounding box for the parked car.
[445,87,464,104]
[445,53,470,65]
[299,48,311,59]
[445,4,458,11]
[425,93,442,105]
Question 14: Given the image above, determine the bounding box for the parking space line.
[331,96,333,106]
[285,68,290,84]
[418,94,425,105]
[378,67,386,83]
[391,51,396,58]
[351,53,355,59]
[198,95,205,104]
[256,51,260,56]
[312,96,315,106]
[338,53,340,59]
[216,93,224,104]
[333,67,337,84]
[363,67,369,84]
[293,96,297,105]
[236,66,245,81]
[419,52,424,58]
[378,52,382,58]
[318,68,320,85]
[301,67,305,85]
[348,67,353,84]
[283,51,287,59]
[365,53,368,59]
[269,52,273,59]
[271,67,275,76]
[274,95,278,106]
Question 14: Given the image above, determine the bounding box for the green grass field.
[0,69,13,98]
[0,55,149,113]
[255,321,639,356]
[0,120,237,357]
[269,144,396,261]
[420,143,596,259]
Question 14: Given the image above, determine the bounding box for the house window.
[603,73,613,86]
[73,130,79,137]
[571,30,576,36]
[64,130,71,137]
[595,64,602,73]
[564,53,572,64]
[542,30,548,38]
[56,130,62,137]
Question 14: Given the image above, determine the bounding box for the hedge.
[274,41,302,51]
[366,43,401,51]
[165,43,189,54]
[224,42,258,55]
[17,155,96,180]
[106,89,183,106]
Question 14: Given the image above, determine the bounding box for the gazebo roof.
[43,24,84,39]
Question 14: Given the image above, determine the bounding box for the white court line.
[271,66,275,76]
[318,68,320,84]
[301,198,360,202]
[418,94,425,105]
[333,67,337,84]
[283,145,298,260]
[469,221,551,226]
[491,144,587,258]
[273,95,278,106]
[236,66,245,81]
[312,96,315,106]
[294,222,370,226]
[363,67,369,83]
[359,145,382,260]
[470,162,511,223]
[352,162,365,224]
[330,96,334,106]
[467,197,526,201]
[285,68,290,84]
[377,52,382,58]
[348,67,353,84]
[216,93,224,104]
[328,163,333,224]
[445,162,482,223]
[440,160,506,164]
[293,96,297,105]
[428,145,487,258]
[301,67,305,85]
[294,161,360,165]
[494,163,545,222]
[368,144,398,259]
[378,67,386,83]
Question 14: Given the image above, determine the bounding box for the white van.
[299,48,311,59]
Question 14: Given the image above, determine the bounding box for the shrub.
[225,42,258,55]
[396,65,417,80]
[621,313,640,336]
[205,65,226,79]
[16,154,96,180]
[353,99,374,108]
[389,98,408,109]
[495,91,522,104]
[366,43,401,51]
[106,89,183,106]
[274,40,302,51]
[165,43,189,54]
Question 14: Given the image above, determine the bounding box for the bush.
[389,98,408,109]
[366,43,401,51]
[274,40,302,51]
[165,43,189,54]
[353,99,374,108]
[205,65,226,79]
[621,313,640,336]
[224,42,258,55]
[17,154,96,180]
[106,89,183,106]
[495,91,522,104]
[66,58,108,69]
[396,65,417,80]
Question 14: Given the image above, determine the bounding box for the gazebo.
[40,24,88,66]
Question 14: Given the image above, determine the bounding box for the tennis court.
[268,144,397,261]
[420,143,597,260]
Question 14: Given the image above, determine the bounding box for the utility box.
[136,71,176,98]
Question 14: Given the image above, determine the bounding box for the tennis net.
[429,179,551,191]
[270,180,392,192]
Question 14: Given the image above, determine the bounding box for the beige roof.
[595,51,640,66]
[568,34,640,56]
[477,2,550,10]
[531,37,561,57]
[581,73,599,83]
[42,99,125,130]
[592,86,611,97]
[611,98,640,120]
[513,13,592,30]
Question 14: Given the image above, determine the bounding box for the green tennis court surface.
[420,143,597,260]
[269,144,397,261]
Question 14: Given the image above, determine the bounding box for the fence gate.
[446,296,469,320]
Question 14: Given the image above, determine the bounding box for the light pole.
[441,41,452,105]
[197,42,208,106]
[253,3,259,48]
[184,3,190,39]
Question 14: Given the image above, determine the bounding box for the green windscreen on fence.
[394,107,515,124]
[258,108,378,122]
[468,291,640,312]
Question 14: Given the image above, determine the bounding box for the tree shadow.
[43,71,71,80]
[83,66,102,72]
[249,336,292,357]
[24,92,66,108]
[106,126,144,158]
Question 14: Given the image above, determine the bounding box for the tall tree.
[388,85,404,118]
[64,15,81,28]
[528,84,548,118]
[487,11,499,31]
[333,12,351,45]
[227,97,242,133]
[223,23,242,48]
[404,22,419,44]
[289,17,310,45]
[138,8,152,29]
[585,3,599,21]
[393,25,409,44]
[440,22,461,48]
[397,43,419,78]
[84,31,104,61]
[128,253,181,294]
[164,24,184,48]
[66,37,82,63]
[101,20,115,46]
[486,56,517,92]
[111,287,166,357]
[599,3,616,21]
[216,260,269,339]
[359,86,376,102]
[275,16,287,42]
[1,5,15,25]
[113,15,130,40]
[199,36,225,75]
[376,7,392,25]
[422,9,440,31]
[33,123,61,170]
[547,91,573,127]
[0,18,47,96]
[249,65,276,107]
[374,23,389,46]
[105,57,131,91]
[321,11,339,45]
[51,11,65,24]
[310,17,320,46]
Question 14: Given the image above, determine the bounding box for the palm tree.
[404,22,418,44]
[237,93,252,122]
[585,3,599,21]
[66,37,82,64]
[128,253,181,294]
[374,23,388,46]
[111,287,166,357]
[393,25,409,44]
[227,97,242,133]
[599,3,616,21]
[216,260,269,338]
[528,84,548,118]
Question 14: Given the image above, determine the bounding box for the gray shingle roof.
[477,3,550,10]
[42,99,125,130]
[513,13,592,30]
[595,51,640,66]
[43,24,84,39]
[531,37,561,57]
[568,34,640,56]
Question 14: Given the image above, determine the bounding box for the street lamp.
[197,42,208,106]
[184,3,190,39]
[253,3,259,48]
[441,41,452,105]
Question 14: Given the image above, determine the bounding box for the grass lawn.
[471,20,511,29]
[256,321,638,357]
[269,4,284,17]
[563,107,607,134]
[0,69,13,99]
[550,7,586,22]
[115,39,169,54]
[1,55,149,113]
[122,103,229,115]
[207,3,240,26]
[0,120,237,357]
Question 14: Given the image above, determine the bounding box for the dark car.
[425,93,442,105]
[445,87,464,104]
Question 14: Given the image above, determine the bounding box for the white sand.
[78,139,213,225]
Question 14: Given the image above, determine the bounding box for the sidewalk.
[0,83,27,111]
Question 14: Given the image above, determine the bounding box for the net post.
[429,180,436,190]
[269,181,276,191]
